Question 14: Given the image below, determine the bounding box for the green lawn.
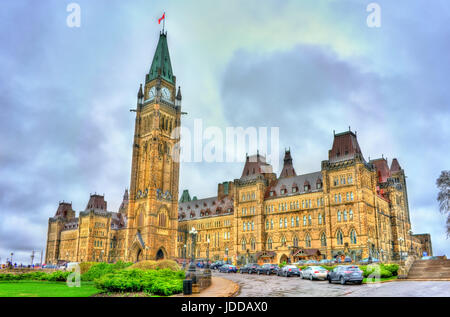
[0,281,101,297]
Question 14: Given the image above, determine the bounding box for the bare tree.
[436,170,450,237]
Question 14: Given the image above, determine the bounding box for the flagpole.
[163,12,165,33]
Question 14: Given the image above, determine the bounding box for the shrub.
[362,264,394,278]
[0,271,70,282]
[81,262,133,281]
[128,260,180,271]
[79,262,97,274]
[94,268,185,296]
[383,264,399,276]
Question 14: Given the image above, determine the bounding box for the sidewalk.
[175,277,239,297]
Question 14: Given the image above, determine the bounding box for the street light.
[408,230,414,256]
[206,238,210,269]
[187,227,198,283]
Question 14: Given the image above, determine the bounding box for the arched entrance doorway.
[279,254,288,264]
[130,242,144,263]
[156,248,165,260]
[136,249,143,262]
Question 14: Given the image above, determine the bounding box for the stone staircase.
[407,259,450,280]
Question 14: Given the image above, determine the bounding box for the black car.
[327,265,363,285]
[278,265,301,277]
[239,263,260,274]
[257,263,280,275]
[210,261,225,270]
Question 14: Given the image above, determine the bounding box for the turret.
[175,86,182,107]
[137,84,144,105]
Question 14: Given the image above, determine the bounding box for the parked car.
[336,257,353,263]
[239,263,260,274]
[305,260,319,265]
[210,261,225,270]
[278,265,301,277]
[327,265,363,285]
[301,266,329,280]
[360,257,380,263]
[219,264,238,273]
[319,259,332,265]
[257,263,280,275]
[293,260,307,265]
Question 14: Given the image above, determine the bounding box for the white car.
[301,266,328,280]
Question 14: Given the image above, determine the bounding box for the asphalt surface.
[212,271,450,297]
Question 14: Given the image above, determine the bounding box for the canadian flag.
[158,13,165,24]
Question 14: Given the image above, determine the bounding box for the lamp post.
[183,244,187,268]
[10,253,14,267]
[206,238,210,269]
[187,227,198,283]
[408,230,414,256]
[398,237,404,260]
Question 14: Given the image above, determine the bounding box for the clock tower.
[125,31,182,262]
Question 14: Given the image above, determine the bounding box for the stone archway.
[279,254,288,264]
[130,242,144,263]
[156,249,165,260]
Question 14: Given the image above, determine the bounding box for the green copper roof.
[179,189,191,203]
[147,32,174,84]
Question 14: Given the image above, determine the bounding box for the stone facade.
[44,32,432,266]
[177,132,433,265]
[44,31,181,264]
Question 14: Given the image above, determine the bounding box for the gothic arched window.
[267,237,273,250]
[350,229,357,244]
[293,236,299,247]
[241,238,246,251]
[337,230,344,245]
[321,232,327,247]
[305,234,311,248]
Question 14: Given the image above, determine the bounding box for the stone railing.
[184,268,212,294]
[398,255,417,279]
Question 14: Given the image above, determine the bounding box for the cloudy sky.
[0,0,449,263]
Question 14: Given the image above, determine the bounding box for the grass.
[363,276,398,284]
[0,280,101,297]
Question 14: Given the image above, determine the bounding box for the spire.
[176,86,182,100]
[279,149,297,178]
[137,84,144,99]
[146,32,174,85]
[390,158,402,172]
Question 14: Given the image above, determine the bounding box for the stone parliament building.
[45,32,432,265]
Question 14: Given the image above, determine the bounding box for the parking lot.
[212,271,450,297]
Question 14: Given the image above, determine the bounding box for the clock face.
[148,86,156,100]
[161,87,171,100]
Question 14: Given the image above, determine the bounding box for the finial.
[349,126,351,131]
[333,130,335,136]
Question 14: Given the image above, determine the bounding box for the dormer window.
[316,179,322,189]
[269,191,274,197]
[281,189,286,195]
[304,181,311,192]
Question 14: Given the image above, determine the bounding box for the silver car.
[301,266,329,280]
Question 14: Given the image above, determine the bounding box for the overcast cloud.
[0,0,448,263]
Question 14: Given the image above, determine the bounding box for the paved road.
[212,271,450,297]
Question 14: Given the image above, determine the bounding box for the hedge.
[127,260,180,271]
[81,261,133,281]
[94,268,185,296]
[0,271,71,282]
